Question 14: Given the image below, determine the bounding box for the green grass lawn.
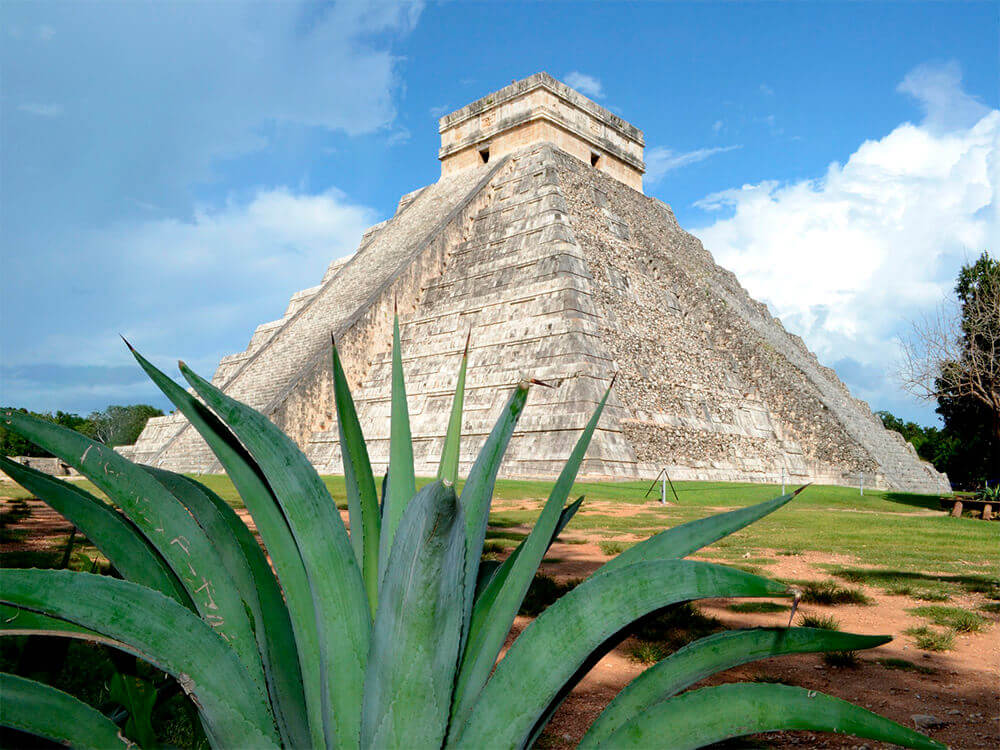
[3,475,997,580]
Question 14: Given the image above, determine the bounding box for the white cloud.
[4,187,376,375]
[17,102,62,117]
[692,62,998,417]
[563,71,604,99]
[430,104,452,118]
[712,120,724,134]
[760,83,774,96]
[645,145,742,183]
[898,60,990,135]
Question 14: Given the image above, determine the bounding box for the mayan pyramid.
[123,73,949,494]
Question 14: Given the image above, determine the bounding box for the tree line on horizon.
[0,404,164,457]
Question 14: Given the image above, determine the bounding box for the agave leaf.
[451,560,789,749]
[109,672,158,749]
[437,331,470,484]
[475,496,582,602]
[0,604,99,638]
[332,339,380,618]
[452,387,610,734]
[599,682,944,750]
[126,342,325,747]
[379,315,417,581]
[0,410,265,690]
[142,467,310,750]
[180,362,370,750]
[596,490,800,577]
[0,456,187,604]
[0,672,133,750]
[0,569,279,748]
[362,481,466,749]
[457,382,530,639]
[580,627,892,748]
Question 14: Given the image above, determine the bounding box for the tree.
[87,404,164,447]
[900,251,999,488]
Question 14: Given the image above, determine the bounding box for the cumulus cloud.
[1,1,423,230]
[646,145,742,184]
[898,60,991,134]
[692,61,998,420]
[1,1,421,412]
[1,188,376,411]
[563,71,604,99]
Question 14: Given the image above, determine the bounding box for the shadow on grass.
[883,491,948,511]
[833,567,998,596]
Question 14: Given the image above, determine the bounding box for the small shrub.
[751,672,785,683]
[800,614,840,631]
[912,589,951,602]
[885,582,915,596]
[598,540,631,556]
[822,650,860,668]
[800,580,872,606]
[876,658,936,675]
[904,626,955,652]
[979,602,1000,614]
[908,605,989,633]
[727,601,787,614]
[481,541,506,555]
[627,641,669,665]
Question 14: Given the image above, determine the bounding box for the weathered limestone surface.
[125,73,949,493]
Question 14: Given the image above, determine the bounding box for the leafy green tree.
[900,251,999,489]
[87,405,163,447]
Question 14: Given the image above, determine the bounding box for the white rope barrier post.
[859,472,864,496]
[781,467,786,495]
[661,473,667,506]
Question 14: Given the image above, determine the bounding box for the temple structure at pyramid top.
[438,72,646,191]
[123,73,949,494]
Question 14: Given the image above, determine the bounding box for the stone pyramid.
[124,73,949,494]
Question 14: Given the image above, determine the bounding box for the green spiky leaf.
[0,410,265,689]
[0,569,279,748]
[362,481,466,748]
[581,627,892,748]
[437,332,469,485]
[0,672,133,750]
[180,362,369,750]
[600,682,945,749]
[453,560,789,748]
[380,314,417,579]
[0,455,186,604]
[332,338,381,619]
[452,386,610,734]
[126,342,325,747]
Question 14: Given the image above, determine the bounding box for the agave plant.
[0,320,944,750]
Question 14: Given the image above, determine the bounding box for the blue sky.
[2,1,997,426]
